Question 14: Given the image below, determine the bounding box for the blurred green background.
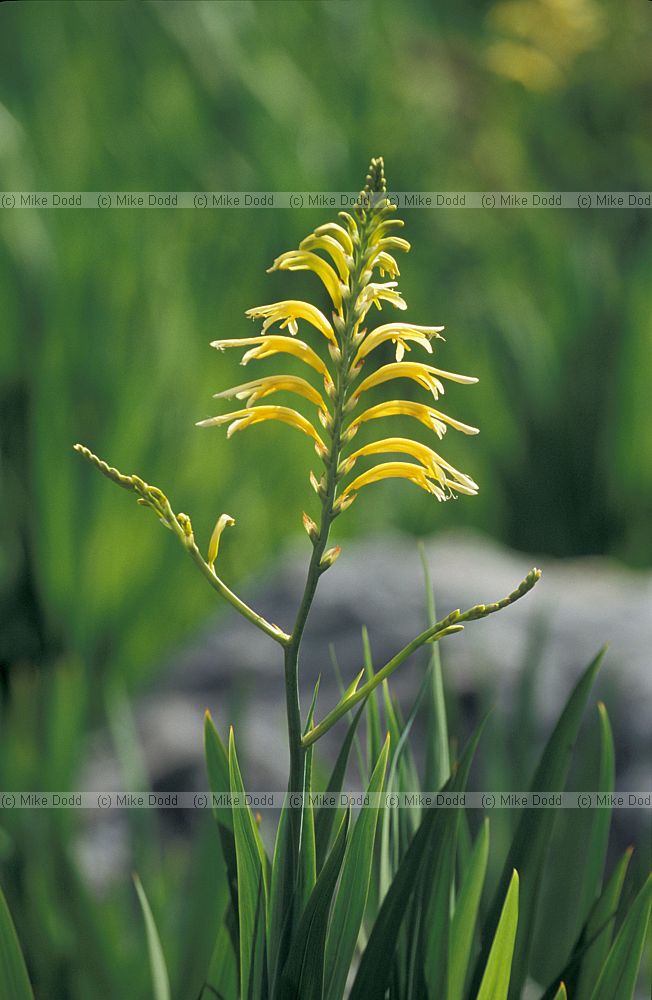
[1,0,651,693]
[0,1,651,995]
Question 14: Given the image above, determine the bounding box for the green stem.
[302,567,541,747]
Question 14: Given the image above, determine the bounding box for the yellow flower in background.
[199,157,479,516]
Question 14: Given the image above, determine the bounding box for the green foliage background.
[1,0,651,690]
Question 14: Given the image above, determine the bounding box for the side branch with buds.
[72,444,290,646]
[301,567,541,747]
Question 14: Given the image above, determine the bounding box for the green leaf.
[205,918,238,1000]
[204,711,238,918]
[133,874,171,1000]
[551,984,568,1000]
[314,702,365,870]
[0,882,34,1000]
[324,735,390,1000]
[577,703,615,923]
[419,543,450,790]
[448,818,490,1000]
[588,872,652,1000]
[473,649,604,999]
[476,869,520,1000]
[280,810,351,1000]
[572,847,633,1000]
[298,679,320,911]
[229,728,268,1000]
[349,719,486,1000]
[542,847,632,1000]
[362,627,382,775]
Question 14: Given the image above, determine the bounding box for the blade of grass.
[314,701,366,870]
[476,869,520,1000]
[133,874,171,1000]
[362,627,382,777]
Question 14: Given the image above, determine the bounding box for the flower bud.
[207,513,235,568]
[302,512,319,543]
[320,545,341,569]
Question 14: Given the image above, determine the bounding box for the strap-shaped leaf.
[577,703,615,922]
[280,811,351,999]
[314,702,366,870]
[204,712,238,918]
[476,870,520,1000]
[349,718,486,1000]
[472,648,604,999]
[588,872,652,1000]
[0,882,34,1000]
[228,729,268,1000]
[448,819,490,1000]
[542,847,632,1000]
[324,735,390,1000]
[133,874,171,1000]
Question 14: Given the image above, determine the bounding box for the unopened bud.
[309,470,328,499]
[207,513,235,568]
[332,492,357,516]
[332,313,346,337]
[320,545,341,569]
[302,512,319,543]
[177,512,193,538]
[328,342,342,364]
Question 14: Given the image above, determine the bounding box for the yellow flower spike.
[245,300,337,344]
[348,399,480,439]
[312,222,354,256]
[346,437,479,493]
[342,461,447,500]
[299,234,352,282]
[353,323,445,365]
[207,513,235,569]
[213,374,327,411]
[196,404,327,449]
[211,335,331,380]
[268,251,345,312]
[353,361,478,401]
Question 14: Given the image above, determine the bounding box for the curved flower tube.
[196,404,327,455]
[245,300,337,344]
[349,399,480,439]
[211,335,332,381]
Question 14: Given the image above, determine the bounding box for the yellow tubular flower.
[370,250,401,278]
[353,361,478,401]
[349,399,480,439]
[245,300,337,344]
[268,251,345,312]
[299,234,352,282]
[213,374,327,411]
[196,405,327,453]
[355,281,407,319]
[354,323,445,365]
[342,461,447,500]
[211,336,331,381]
[312,222,354,256]
[345,437,479,493]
